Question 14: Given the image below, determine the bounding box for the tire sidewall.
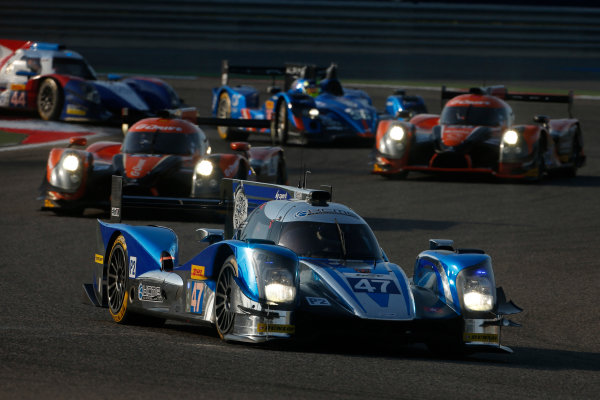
[108,235,130,323]
[37,79,63,121]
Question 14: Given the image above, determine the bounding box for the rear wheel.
[566,131,581,177]
[37,79,63,121]
[215,257,237,339]
[107,235,164,326]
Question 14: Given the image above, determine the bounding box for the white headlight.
[264,269,296,303]
[62,154,80,172]
[309,108,319,118]
[462,275,494,312]
[503,130,519,145]
[195,160,213,176]
[206,146,212,155]
[389,125,405,141]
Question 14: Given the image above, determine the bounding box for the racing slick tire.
[107,235,165,326]
[272,100,289,145]
[37,79,63,121]
[214,256,238,339]
[566,128,582,178]
[217,92,249,141]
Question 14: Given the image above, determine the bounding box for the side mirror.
[68,137,88,147]
[230,142,250,152]
[196,228,224,244]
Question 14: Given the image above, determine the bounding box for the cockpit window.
[52,57,96,80]
[276,221,382,260]
[123,131,205,155]
[440,106,509,127]
[239,206,271,241]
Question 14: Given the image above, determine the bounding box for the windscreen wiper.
[334,218,347,261]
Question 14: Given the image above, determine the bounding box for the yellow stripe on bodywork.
[257,323,295,334]
[95,254,104,264]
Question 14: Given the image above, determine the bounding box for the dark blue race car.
[211,60,380,145]
[84,178,522,355]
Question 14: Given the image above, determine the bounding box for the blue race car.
[84,178,522,355]
[211,60,379,145]
[0,39,183,122]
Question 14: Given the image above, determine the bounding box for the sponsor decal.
[134,123,182,132]
[128,256,136,278]
[347,277,400,294]
[66,105,86,116]
[274,189,288,200]
[294,191,302,200]
[294,208,358,219]
[191,265,206,280]
[10,84,26,91]
[463,332,499,344]
[306,297,330,306]
[189,281,205,314]
[95,254,104,264]
[138,283,163,302]
[257,323,295,334]
[44,199,55,208]
[111,207,120,218]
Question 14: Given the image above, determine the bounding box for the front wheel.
[217,91,248,141]
[214,257,238,339]
[37,79,63,121]
[271,101,289,145]
[107,235,133,324]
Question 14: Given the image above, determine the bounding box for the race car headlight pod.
[502,130,519,145]
[50,152,85,190]
[195,160,214,176]
[456,263,496,314]
[308,108,319,119]
[252,250,298,305]
[389,125,405,141]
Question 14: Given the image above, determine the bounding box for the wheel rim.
[215,265,235,336]
[39,85,54,114]
[107,245,127,315]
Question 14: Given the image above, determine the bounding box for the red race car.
[372,86,585,180]
[39,115,287,215]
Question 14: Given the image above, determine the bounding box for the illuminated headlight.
[457,264,495,313]
[264,269,296,303]
[195,160,213,176]
[502,130,519,145]
[206,146,212,155]
[62,154,80,172]
[252,250,297,305]
[389,125,405,141]
[308,108,319,119]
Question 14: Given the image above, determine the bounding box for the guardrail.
[1,0,599,58]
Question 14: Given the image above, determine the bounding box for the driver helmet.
[292,79,319,98]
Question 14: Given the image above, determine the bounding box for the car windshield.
[122,131,202,155]
[52,57,96,80]
[277,221,382,260]
[440,106,506,126]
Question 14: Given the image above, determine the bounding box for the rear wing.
[121,106,271,133]
[441,85,574,117]
[109,175,225,223]
[220,178,331,238]
[221,59,338,91]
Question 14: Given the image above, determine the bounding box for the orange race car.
[372,86,585,180]
[39,115,287,215]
